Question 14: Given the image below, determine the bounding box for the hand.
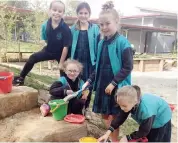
[81,90,89,100]
[120,136,128,142]
[66,90,74,95]
[98,131,111,142]
[82,81,90,90]
[58,63,63,70]
[49,60,55,63]
[39,40,46,47]
[105,83,115,95]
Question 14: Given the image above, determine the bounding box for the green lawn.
[0,40,40,52]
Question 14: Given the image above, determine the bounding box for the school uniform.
[88,32,133,115]
[19,18,72,78]
[70,23,100,108]
[109,94,172,142]
[49,75,85,115]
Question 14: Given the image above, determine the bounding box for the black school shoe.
[12,76,24,86]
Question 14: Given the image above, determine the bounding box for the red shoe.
[40,104,50,117]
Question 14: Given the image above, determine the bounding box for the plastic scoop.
[63,85,90,102]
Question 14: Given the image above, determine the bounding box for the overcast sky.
[31,0,178,18]
[85,0,178,18]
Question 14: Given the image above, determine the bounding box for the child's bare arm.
[59,26,72,64]
[59,47,68,64]
[39,40,47,47]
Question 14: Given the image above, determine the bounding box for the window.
[159,25,175,36]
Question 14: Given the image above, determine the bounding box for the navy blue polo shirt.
[41,18,72,57]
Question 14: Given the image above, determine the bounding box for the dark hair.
[49,0,65,12]
[76,2,91,15]
[75,2,91,30]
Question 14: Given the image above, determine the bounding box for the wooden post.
[48,61,52,70]
[139,60,144,72]
[18,40,21,62]
[39,62,42,74]
[139,29,142,53]
[19,52,22,62]
[159,59,164,71]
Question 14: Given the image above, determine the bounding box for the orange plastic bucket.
[0,72,13,94]
[79,137,97,143]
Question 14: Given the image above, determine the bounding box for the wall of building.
[121,17,154,26]
[146,32,176,53]
[153,18,177,29]
[124,29,146,53]
[121,18,142,25]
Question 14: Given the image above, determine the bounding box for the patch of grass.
[0,40,40,52]
[3,65,56,90]
[134,53,177,59]
[120,118,139,136]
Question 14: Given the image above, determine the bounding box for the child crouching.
[98,85,172,142]
[40,59,88,116]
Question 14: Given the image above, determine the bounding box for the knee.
[28,54,38,64]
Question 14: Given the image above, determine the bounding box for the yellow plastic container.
[79,137,97,143]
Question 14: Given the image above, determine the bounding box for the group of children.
[12,0,172,142]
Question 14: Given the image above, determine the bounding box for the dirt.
[0,68,177,142]
[0,107,87,142]
[132,71,177,142]
[0,108,40,142]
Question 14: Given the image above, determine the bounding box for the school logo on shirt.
[56,32,62,40]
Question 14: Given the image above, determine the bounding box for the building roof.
[137,7,177,16]
[121,14,161,19]
[121,24,177,32]
[0,5,32,13]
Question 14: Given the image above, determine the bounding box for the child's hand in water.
[66,90,74,95]
[105,83,115,95]
[98,130,111,142]
[119,136,128,142]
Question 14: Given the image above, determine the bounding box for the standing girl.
[13,0,72,85]
[83,1,133,142]
[70,2,100,111]
[40,59,88,116]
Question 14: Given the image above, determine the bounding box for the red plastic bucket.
[0,72,13,94]
[169,104,176,112]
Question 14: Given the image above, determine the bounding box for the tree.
[23,0,48,45]
[65,0,81,16]
[0,2,19,54]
